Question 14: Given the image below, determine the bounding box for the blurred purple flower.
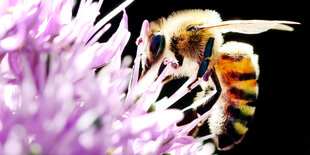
[0,0,215,154]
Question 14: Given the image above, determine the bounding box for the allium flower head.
[0,0,215,154]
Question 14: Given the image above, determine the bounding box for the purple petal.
[135,20,150,46]
[0,53,5,63]
[90,11,130,69]
[135,62,172,111]
[0,25,26,51]
[131,20,149,87]
[0,0,218,154]
[131,109,183,134]
[8,50,23,81]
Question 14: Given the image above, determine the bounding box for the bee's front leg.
[187,37,214,90]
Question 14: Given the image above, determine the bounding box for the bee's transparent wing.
[200,20,300,34]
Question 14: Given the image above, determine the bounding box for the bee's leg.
[162,75,173,84]
[178,69,221,126]
[177,38,216,126]
[187,37,214,90]
[196,69,221,115]
[187,78,199,90]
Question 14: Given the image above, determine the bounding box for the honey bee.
[139,9,299,150]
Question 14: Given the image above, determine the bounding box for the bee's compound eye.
[150,33,165,59]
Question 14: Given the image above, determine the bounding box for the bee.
[139,9,299,150]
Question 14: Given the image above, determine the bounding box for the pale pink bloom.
[0,0,215,154]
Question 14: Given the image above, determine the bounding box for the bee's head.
[139,10,224,80]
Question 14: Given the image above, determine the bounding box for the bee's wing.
[201,20,300,34]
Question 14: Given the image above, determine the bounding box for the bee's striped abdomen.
[209,42,259,150]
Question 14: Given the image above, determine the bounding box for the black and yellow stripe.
[213,51,258,150]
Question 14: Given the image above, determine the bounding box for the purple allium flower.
[0,0,215,154]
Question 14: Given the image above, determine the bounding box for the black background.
[98,0,309,154]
